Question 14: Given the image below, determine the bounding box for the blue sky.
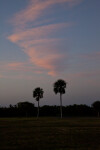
[0,0,100,107]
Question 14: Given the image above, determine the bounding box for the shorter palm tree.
[33,87,44,118]
[53,79,67,118]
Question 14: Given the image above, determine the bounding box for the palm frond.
[33,87,44,101]
[53,79,67,95]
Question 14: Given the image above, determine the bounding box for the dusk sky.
[0,0,100,107]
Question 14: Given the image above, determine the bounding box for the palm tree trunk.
[60,93,62,119]
[37,101,39,118]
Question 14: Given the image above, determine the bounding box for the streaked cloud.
[8,0,83,76]
[0,61,30,72]
[8,23,71,43]
[7,62,24,69]
[24,48,66,76]
[0,61,44,80]
[8,23,70,75]
[11,0,83,27]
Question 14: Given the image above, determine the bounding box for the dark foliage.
[53,79,67,95]
[92,101,100,117]
[33,87,44,101]
[0,102,36,117]
[0,102,97,117]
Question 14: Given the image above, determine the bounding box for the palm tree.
[33,87,44,118]
[53,79,67,118]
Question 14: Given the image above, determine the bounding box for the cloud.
[0,61,45,80]
[8,23,70,75]
[11,0,83,27]
[0,61,33,72]
[7,62,24,68]
[24,47,66,74]
[6,62,35,72]
[7,0,83,76]
[8,23,71,43]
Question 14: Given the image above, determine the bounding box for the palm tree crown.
[33,87,44,101]
[53,79,66,95]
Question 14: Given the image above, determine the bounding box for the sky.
[0,0,100,107]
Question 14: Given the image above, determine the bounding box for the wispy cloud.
[7,62,24,69]
[8,0,83,76]
[0,61,32,72]
[24,48,66,76]
[8,23,70,75]
[0,61,44,80]
[8,23,71,43]
[11,0,83,27]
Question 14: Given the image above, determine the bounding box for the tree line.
[0,101,100,118]
[0,79,100,118]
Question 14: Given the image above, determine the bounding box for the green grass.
[0,117,100,150]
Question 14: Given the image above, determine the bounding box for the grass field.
[0,117,100,150]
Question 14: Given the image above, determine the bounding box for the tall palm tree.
[33,87,44,118]
[53,79,67,118]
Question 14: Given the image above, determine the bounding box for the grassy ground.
[0,117,100,150]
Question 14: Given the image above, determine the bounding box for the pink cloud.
[0,61,45,77]
[19,38,63,49]
[7,23,69,75]
[7,62,24,67]
[7,0,83,76]
[24,47,65,75]
[0,61,32,72]
[6,62,25,71]
[8,23,71,43]
[48,71,57,76]
[11,0,83,27]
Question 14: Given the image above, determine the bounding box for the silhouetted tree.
[17,101,35,117]
[92,101,100,117]
[33,87,44,118]
[53,79,67,118]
